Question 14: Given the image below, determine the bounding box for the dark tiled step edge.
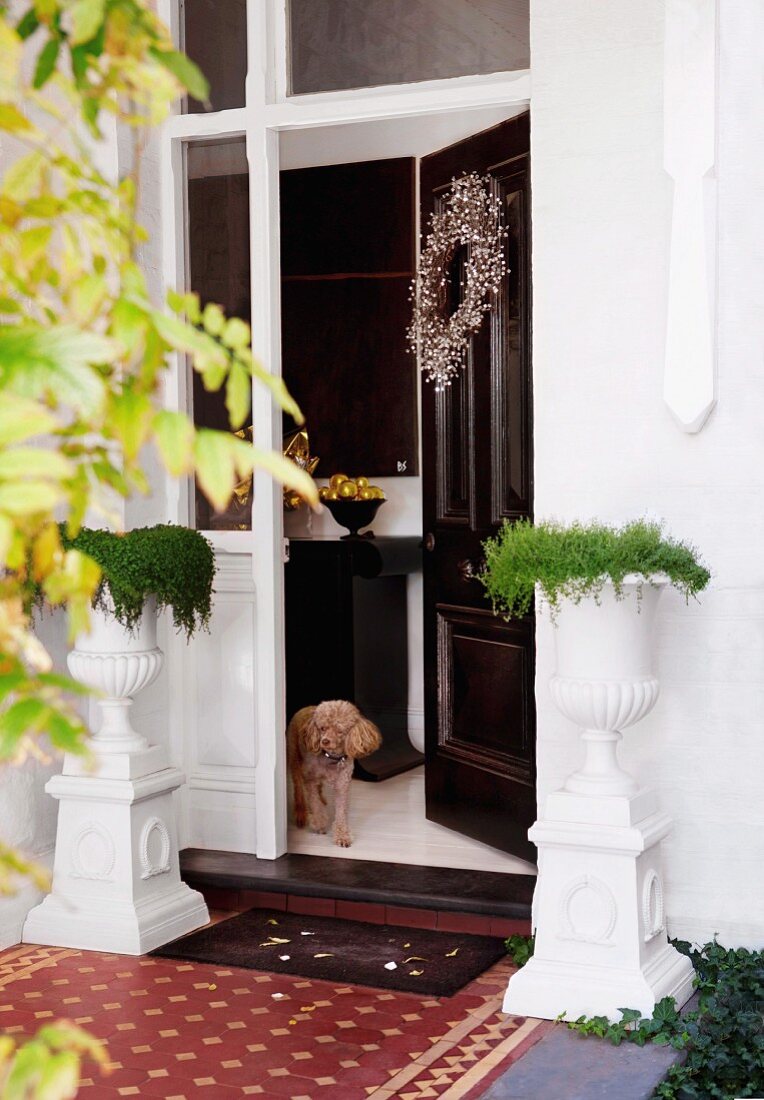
[194,885,529,940]
[180,849,534,920]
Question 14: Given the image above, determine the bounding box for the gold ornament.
[330,473,349,489]
[338,480,358,499]
[282,428,320,511]
[356,476,369,489]
[359,488,374,500]
[325,488,339,501]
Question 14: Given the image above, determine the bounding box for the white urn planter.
[23,598,208,955]
[504,576,695,1022]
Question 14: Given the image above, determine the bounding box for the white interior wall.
[531,0,764,948]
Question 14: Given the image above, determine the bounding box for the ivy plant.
[60,525,216,639]
[0,0,317,1094]
[481,519,710,621]
[563,941,764,1100]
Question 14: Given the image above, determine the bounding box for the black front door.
[421,114,536,863]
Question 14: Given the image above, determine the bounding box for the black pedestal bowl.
[324,497,384,538]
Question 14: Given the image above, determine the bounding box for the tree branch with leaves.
[0,1,316,1094]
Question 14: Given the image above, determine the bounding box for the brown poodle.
[287,700,382,847]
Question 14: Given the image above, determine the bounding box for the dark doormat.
[152,907,507,997]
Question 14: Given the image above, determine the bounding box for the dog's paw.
[294,811,307,829]
[333,828,352,848]
[310,820,329,835]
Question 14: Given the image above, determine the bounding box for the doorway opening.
[279,107,536,878]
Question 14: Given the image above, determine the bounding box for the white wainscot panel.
[185,552,257,852]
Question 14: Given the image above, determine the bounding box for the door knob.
[457,559,477,581]
[423,532,436,552]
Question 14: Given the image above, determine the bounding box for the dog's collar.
[322,751,347,764]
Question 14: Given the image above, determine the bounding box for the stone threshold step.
[180,849,534,924]
[482,1021,683,1100]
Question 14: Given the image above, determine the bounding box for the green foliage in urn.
[62,526,215,639]
[480,519,710,620]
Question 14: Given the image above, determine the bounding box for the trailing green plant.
[505,933,535,968]
[480,519,710,620]
[60,525,215,639]
[562,940,764,1100]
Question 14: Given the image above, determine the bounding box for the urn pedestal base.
[23,750,208,956]
[503,788,695,1022]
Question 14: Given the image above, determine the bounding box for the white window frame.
[158,0,530,858]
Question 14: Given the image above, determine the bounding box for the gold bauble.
[355,476,369,489]
[318,486,330,501]
[359,488,374,501]
[330,473,349,489]
[369,487,385,499]
[325,489,339,501]
[338,480,358,499]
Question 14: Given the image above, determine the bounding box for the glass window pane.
[288,0,529,95]
[185,138,251,530]
[181,0,247,112]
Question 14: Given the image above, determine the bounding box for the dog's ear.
[346,714,382,759]
[300,709,322,755]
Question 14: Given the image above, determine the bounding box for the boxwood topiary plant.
[61,525,215,640]
[480,519,710,620]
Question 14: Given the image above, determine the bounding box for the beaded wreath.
[408,172,507,391]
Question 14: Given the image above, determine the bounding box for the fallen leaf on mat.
[267,937,291,944]
[272,993,285,999]
[445,948,460,957]
[410,970,424,976]
[384,962,398,971]
[403,943,411,948]
[313,953,334,958]
[208,984,216,990]
[404,957,426,963]
[266,919,279,925]
[301,931,315,936]
[279,955,290,961]
[259,942,280,947]
[289,1019,297,1025]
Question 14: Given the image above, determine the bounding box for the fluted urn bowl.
[67,596,163,754]
[549,575,667,797]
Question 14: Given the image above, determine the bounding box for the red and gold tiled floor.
[0,935,551,1099]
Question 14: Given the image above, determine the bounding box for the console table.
[284,536,424,781]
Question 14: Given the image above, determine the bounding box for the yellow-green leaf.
[0,447,73,481]
[152,311,226,372]
[0,23,22,99]
[193,429,235,513]
[2,151,45,202]
[70,0,105,44]
[70,273,107,326]
[225,359,251,430]
[231,438,319,506]
[153,410,194,477]
[0,480,62,515]
[0,395,57,447]
[0,103,34,134]
[202,302,225,337]
[221,317,250,350]
[109,388,153,461]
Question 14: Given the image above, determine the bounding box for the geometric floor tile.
[0,931,550,1099]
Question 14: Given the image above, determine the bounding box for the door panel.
[422,115,535,863]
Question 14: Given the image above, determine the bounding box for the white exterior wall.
[531,0,764,947]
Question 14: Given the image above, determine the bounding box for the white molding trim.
[663,0,719,432]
